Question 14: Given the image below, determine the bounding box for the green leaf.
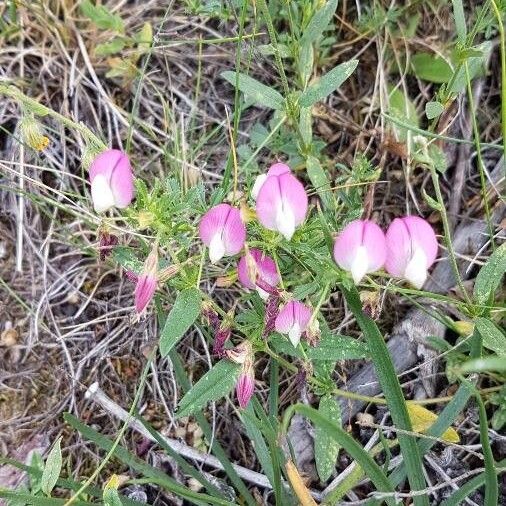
[448,42,492,93]
[159,287,202,357]
[306,156,332,210]
[112,246,143,274]
[459,357,506,373]
[388,86,419,142]
[103,476,122,506]
[306,332,368,361]
[221,71,284,110]
[80,0,124,33]
[176,360,241,418]
[476,318,506,356]
[135,22,153,52]
[301,0,338,45]
[315,395,341,482]
[473,242,506,306]
[299,59,358,107]
[411,53,453,83]
[451,0,467,43]
[41,437,62,496]
[425,101,444,120]
[298,42,314,87]
[95,38,125,56]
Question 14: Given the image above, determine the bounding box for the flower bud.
[236,367,255,409]
[333,220,387,284]
[385,216,438,289]
[263,294,280,338]
[134,245,158,315]
[199,204,246,264]
[201,301,220,330]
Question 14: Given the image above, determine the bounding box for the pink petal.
[199,204,246,258]
[256,173,308,234]
[402,216,438,268]
[135,274,157,314]
[222,207,247,256]
[237,249,279,290]
[275,301,311,334]
[333,220,367,271]
[362,221,387,271]
[89,149,134,208]
[385,218,412,277]
[267,162,291,176]
[236,372,255,409]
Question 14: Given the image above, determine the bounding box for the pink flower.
[89,149,134,213]
[237,248,280,300]
[134,246,158,315]
[236,370,255,409]
[199,204,246,264]
[251,162,291,199]
[333,220,387,284]
[385,216,438,289]
[255,164,308,241]
[275,301,312,347]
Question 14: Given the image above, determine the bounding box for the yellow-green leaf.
[406,402,460,443]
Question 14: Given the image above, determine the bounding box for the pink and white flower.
[237,248,280,300]
[275,300,312,347]
[89,149,134,213]
[333,220,387,284]
[199,204,246,264]
[251,162,291,199]
[236,368,255,409]
[255,164,308,241]
[385,216,438,289]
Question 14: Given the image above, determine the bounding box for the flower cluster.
[88,151,439,410]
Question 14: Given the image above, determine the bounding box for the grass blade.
[341,285,429,506]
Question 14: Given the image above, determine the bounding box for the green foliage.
[315,395,341,482]
[80,0,125,32]
[473,242,506,308]
[176,360,241,418]
[159,287,202,356]
[41,437,62,496]
[425,101,444,120]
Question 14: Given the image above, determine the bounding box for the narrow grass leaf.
[473,242,506,307]
[159,287,201,356]
[459,356,506,373]
[221,71,284,110]
[176,360,241,418]
[476,317,506,356]
[301,0,338,45]
[315,395,341,482]
[41,437,62,496]
[285,460,318,506]
[341,285,429,506]
[299,59,358,107]
[290,404,397,506]
[0,490,92,506]
[451,0,467,43]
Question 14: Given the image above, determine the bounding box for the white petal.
[275,200,296,240]
[91,174,115,213]
[251,174,268,200]
[256,286,269,300]
[404,247,428,289]
[350,245,369,284]
[288,322,302,347]
[209,233,226,264]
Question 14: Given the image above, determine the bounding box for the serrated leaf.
[299,59,358,107]
[159,288,202,357]
[425,101,444,120]
[473,242,506,306]
[80,0,124,33]
[411,53,453,83]
[476,318,506,357]
[301,0,339,45]
[315,395,341,482]
[176,360,241,418]
[221,71,285,110]
[406,402,459,443]
[95,38,125,56]
[41,437,62,496]
[306,155,332,210]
